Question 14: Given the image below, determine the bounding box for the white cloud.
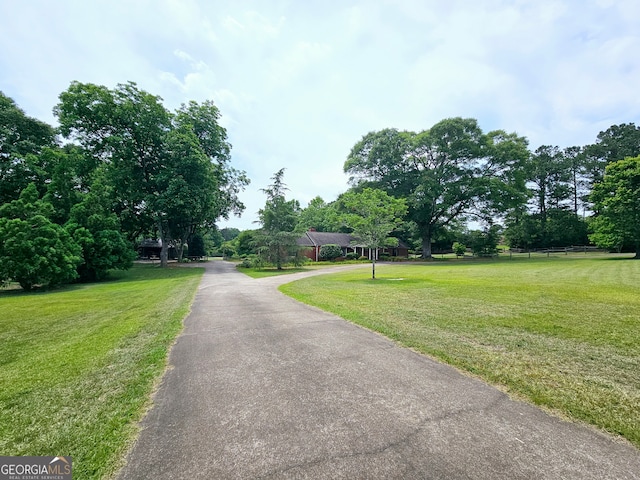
[1,0,639,230]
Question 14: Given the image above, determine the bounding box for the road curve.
[117,260,640,479]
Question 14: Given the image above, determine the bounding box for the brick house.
[297,229,409,262]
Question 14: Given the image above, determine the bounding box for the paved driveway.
[118,260,640,479]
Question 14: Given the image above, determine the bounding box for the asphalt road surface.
[117,260,640,479]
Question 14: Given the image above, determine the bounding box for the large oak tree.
[55,81,248,267]
[344,118,529,258]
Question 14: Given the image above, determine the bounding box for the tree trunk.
[176,240,185,263]
[422,235,433,259]
[158,220,169,268]
[372,256,376,280]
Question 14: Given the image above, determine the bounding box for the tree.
[257,169,301,269]
[231,230,255,257]
[563,146,588,215]
[157,125,222,262]
[504,213,544,250]
[504,209,588,250]
[65,181,135,281]
[0,184,81,290]
[297,196,345,232]
[55,81,172,263]
[466,225,501,257]
[344,119,529,258]
[187,232,206,258]
[452,241,466,257]
[590,156,640,258]
[173,100,249,238]
[340,188,407,279]
[220,227,241,241]
[527,145,572,220]
[54,81,248,267]
[1,91,56,204]
[583,123,640,186]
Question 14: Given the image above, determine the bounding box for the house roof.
[297,230,410,249]
[302,231,354,247]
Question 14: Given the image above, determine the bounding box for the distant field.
[280,255,640,448]
[0,265,203,479]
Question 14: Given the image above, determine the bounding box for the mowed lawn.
[0,265,203,479]
[280,255,640,448]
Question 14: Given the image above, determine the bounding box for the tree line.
[0,83,248,289]
[225,118,640,263]
[3,82,639,289]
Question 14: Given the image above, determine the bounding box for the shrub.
[238,255,265,269]
[292,249,309,267]
[0,215,82,290]
[345,252,360,260]
[319,244,343,261]
[452,242,466,257]
[221,243,236,258]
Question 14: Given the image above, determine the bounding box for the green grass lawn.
[238,260,371,279]
[280,255,640,448]
[0,264,203,479]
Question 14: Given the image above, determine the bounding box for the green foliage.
[0,184,81,290]
[467,225,501,257]
[54,81,248,267]
[505,209,588,249]
[583,123,640,186]
[344,119,530,258]
[42,146,90,225]
[528,145,573,215]
[238,254,266,269]
[452,241,466,257]
[345,252,361,260]
[220,227,241,241]
[235,230,259,256]
[221,241,236,258]
[590,156,640,257]
[0,91,56,204]
[257,169,302,269]
[297,196,344,232]
[588,216,624,252]
[257,231,301,270]
[319,244,343,260]
[66,187,135,282]
[341,188,407,278]
[188,232,206,258]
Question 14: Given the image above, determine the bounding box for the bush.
[319,244,343,261]
[221,243,236,258]
[0,215,82,290]
[292,249,309,267]
[0,184,82,290]
[345,252,360,260]
[188,233,206,257]
[238,255,266,269]
[452,242,466,257]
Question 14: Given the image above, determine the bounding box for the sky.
[1,0,639,230]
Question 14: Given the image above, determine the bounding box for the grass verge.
[0,264,203,479]
[237,261,364,279]
[280,255,640,448]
